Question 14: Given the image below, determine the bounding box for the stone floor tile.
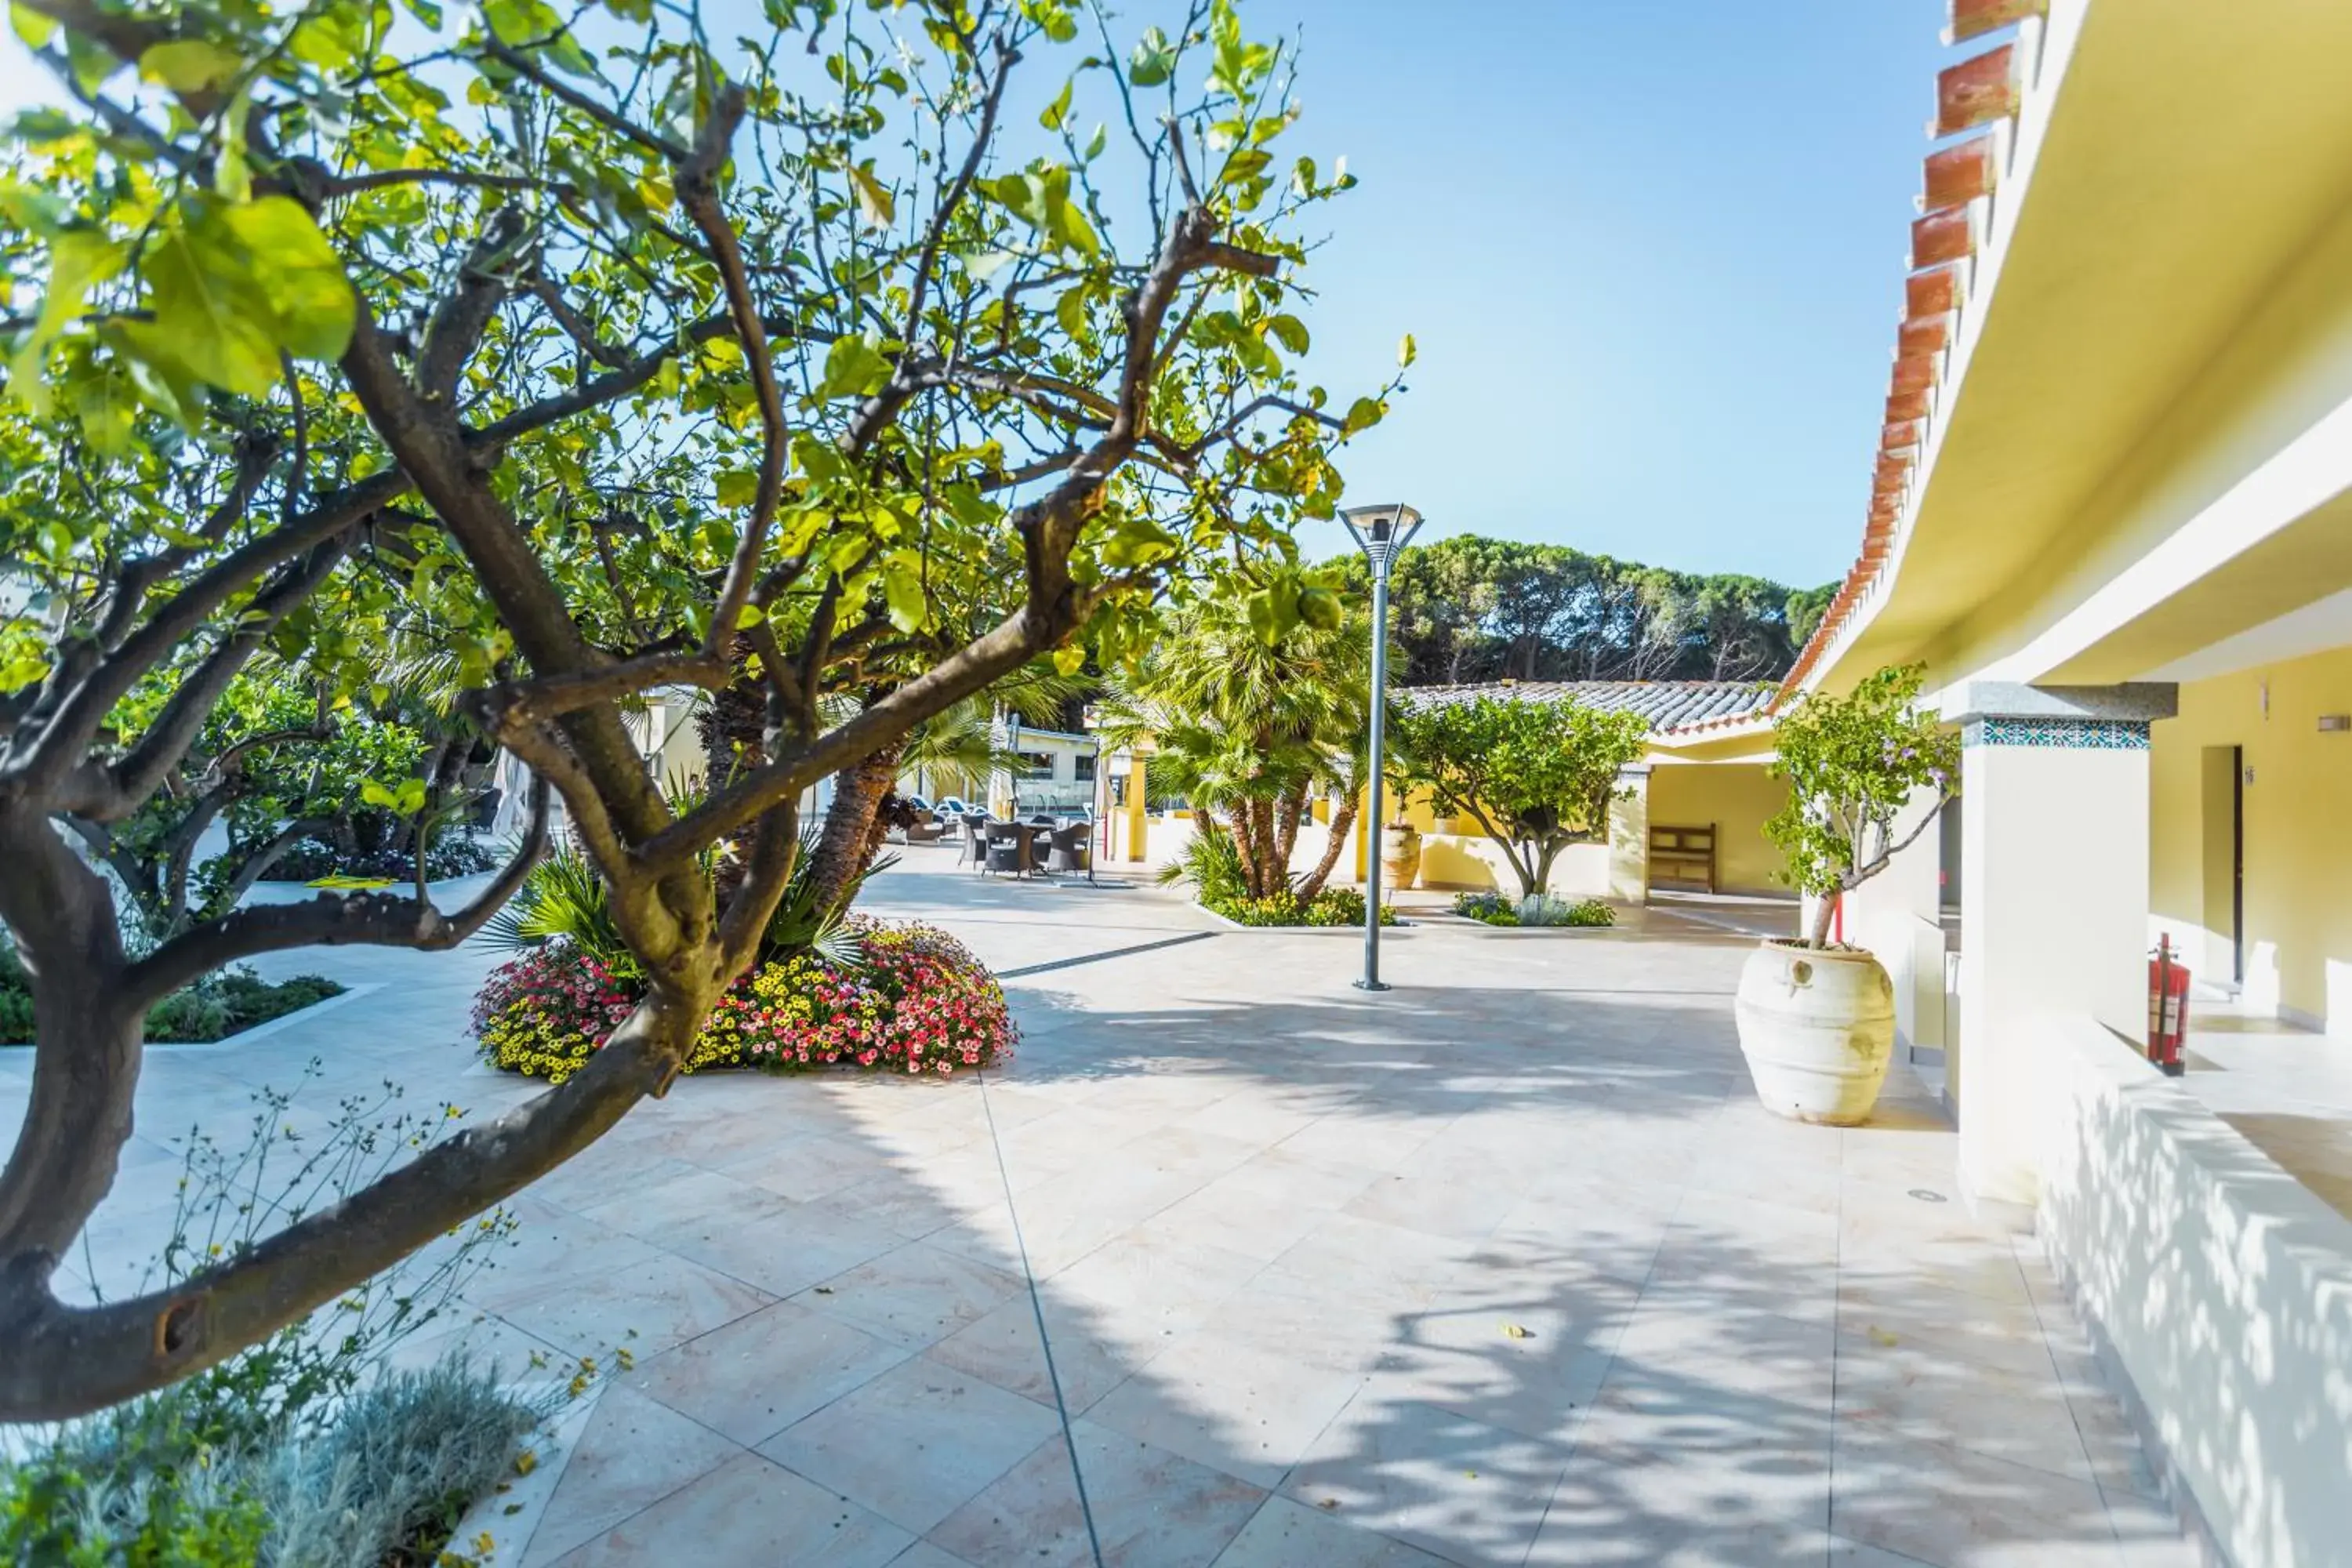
[1834,1276,2060,1381]
[1047,1228,1267,1338]
[1283,1390,1573,1566]
[1835,1339,2094,1483]
[1359,1287,1630,1450]
[922,1292,1141,1414]
[758,1356,1062,1535]
[622,1298,911,1446]
[489,1248,775,1360]
[927,1421,1266,1568]
[791,1239,1029,1348]
[1527,1432,1835,1565]
[518,1387,744,1567]
[1831,1426,2128,1567]
[658,1198,908,1299]
[1210,1497,1456,1566]
[546,1450,912,1567]
[1083,1328,1367,1488]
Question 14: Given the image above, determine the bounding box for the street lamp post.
[1340,503,1423,992]
[1004,716,1022,818]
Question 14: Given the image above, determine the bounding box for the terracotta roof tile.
[1777,5,2042,707]
[1923,136,1999,212]
[1399,681,1775,735]
[1950,0,2046,45]
[1935,44,2019,135]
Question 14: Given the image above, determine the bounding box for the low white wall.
[2038,1014,2352,1568]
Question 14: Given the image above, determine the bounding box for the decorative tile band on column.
[1962,717,2150,750]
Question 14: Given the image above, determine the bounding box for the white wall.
[2038,1014,2352,1568]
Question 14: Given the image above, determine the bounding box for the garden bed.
[0,946,344,1046]
[475,917,1015,1083]
[1447,891,1617,930]
[1192,890,1407,931]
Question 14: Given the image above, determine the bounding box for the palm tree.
[1097,590,1374,902]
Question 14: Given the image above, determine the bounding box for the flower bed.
[1203,887,1399,927]
[1450,891,1615,928]
[475,918,1016,1083]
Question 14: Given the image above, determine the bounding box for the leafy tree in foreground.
[1764,665,1958,948]
[1096,575,1367,902]
[1392,693,1650,898]
[0,0,1386,1417]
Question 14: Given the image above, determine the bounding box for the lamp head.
[1340,503,1423,568]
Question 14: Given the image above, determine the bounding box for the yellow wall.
[1646,763,1791,898]
[2150,644,2352,1030]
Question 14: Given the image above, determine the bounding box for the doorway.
[2199,745,2244,985]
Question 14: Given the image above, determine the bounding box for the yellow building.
[1788,3,2352,1559]
[1101,681,1801,906]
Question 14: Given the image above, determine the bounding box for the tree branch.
[123,778,550,1006]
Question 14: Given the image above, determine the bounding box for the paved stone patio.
[19,857,2197,1566]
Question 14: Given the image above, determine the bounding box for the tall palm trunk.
[1297,782,1359,902]
[695,639,769,903]
[802,745,903,923]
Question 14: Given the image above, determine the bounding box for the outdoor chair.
[902,816,944,844]
[1046,823,1091,876]
[984,823,1026,877]
[959,816,990,869]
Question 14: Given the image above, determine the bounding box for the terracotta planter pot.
[1733,940,1895,1126]
[1379,822,1422,889]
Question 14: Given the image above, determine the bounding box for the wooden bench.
[1649,822,1717,895]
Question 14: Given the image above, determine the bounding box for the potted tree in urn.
[1748,665,1958,1125]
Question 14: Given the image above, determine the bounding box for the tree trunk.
[1272,783,1305,889]
[695,640,770,906]
[801,745,902,924]
[1809,890,1839,948]
[1296,785,1359,902]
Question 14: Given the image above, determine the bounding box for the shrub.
[1,943,341,1046]
[263,1358,539,1568]
[0,1073,541,1567]
[1156,827,1248,906]
[1517,895,1616,928]
[1451,890,1518,925]
[479,920,1018,1084]
[1204,887,1397,927]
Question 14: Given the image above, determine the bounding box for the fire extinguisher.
[2147,934,2190,1076]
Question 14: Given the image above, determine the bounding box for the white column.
[1608,765,1650,902]
[1951,684,2174,1215]
[1844,786,1947,1051]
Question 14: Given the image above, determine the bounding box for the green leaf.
[1398,332,1417,368]
[848,162,895,227]
[1053,642,1087,677]
[223,196,356,361]
[6,227,123,412]
[1297,586,1342,630]
[359,779,400,810]
[1054,282,1089,340]
[139,39,243,94]
[883,556,927,633]
[9,2,56,48]
[1127,26,1174,87]
[1040,79,1073,132]
[1266,314,1308,356]
[714,467,760,507]
[215,92,252,201]
[817,332,892,401]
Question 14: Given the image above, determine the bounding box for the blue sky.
[1,1,1947,586]
[1258,1,1949,585]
